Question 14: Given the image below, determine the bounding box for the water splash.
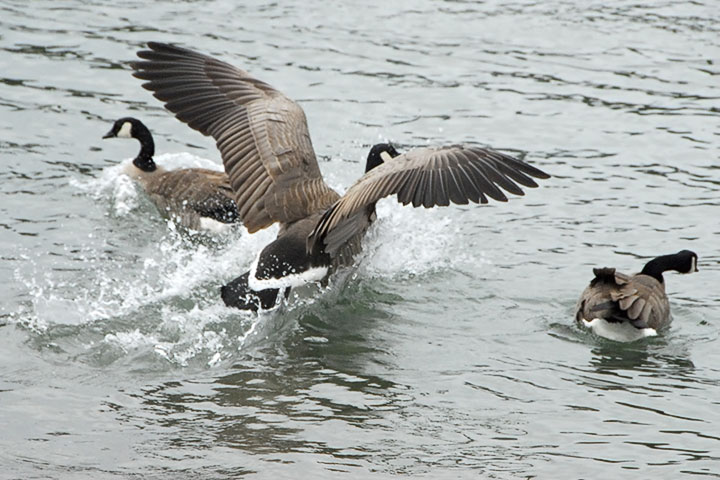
[10,152,277,366]
[361,199,480,278]
[71,152,226,216]
[15,152,480,367]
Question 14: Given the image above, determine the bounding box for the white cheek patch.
[117,121,133,138]
[247,255,328,290]
[691,256,698,272]
[380,151,393,162]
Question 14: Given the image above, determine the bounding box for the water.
[2,0,719,477]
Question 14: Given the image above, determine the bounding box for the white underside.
[581,317,657,342]
[247,255,329,290]
[199,217,232,233]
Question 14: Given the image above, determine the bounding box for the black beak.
[102,130,114,139]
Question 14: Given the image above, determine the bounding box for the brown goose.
[131,42,550,310]
[102,117,239,231]
[575,250,698,341]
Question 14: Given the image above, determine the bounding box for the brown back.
[576,268,670,330]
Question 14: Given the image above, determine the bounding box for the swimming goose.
[102,117,239,231]
[575,250,698,341]
[131,42,550,310]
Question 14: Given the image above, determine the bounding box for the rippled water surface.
[2,0,720,478]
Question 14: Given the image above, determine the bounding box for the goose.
[102,117,239,231]
[575,250,698,341]
[131,42,550,310]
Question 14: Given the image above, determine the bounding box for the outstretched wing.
[308,145,549,255]
[131,42,339,232]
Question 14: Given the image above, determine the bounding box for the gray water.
[1,0,720,478]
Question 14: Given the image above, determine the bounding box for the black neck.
[132,125,156,172]
[640,254,678,283]
[365,154,383,173]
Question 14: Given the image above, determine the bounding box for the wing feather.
[308,145,549,255]
[132,42,339,232]
[144,168,239,223]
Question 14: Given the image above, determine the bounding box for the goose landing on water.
[131,42,550,310]
[575,250,698,342]
[102,117,239,232]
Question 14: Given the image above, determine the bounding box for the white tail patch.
[581,317,657,342]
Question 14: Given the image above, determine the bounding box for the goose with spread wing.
[131,42,550,310]
[575,250,698,341]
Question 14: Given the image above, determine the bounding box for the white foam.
[102,306,237,367]
[360,200,476,278]
[96,300,262,367]
[12,213,275,366]
[111,174,139,216]
[104,329,158,352]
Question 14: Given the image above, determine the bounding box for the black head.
[365,143,400,173]
[673,249,699,274]
[102,117,156,171]
[102,117,147,140]
[641,249,698,282]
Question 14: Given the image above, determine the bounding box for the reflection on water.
[588,341,696,375]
